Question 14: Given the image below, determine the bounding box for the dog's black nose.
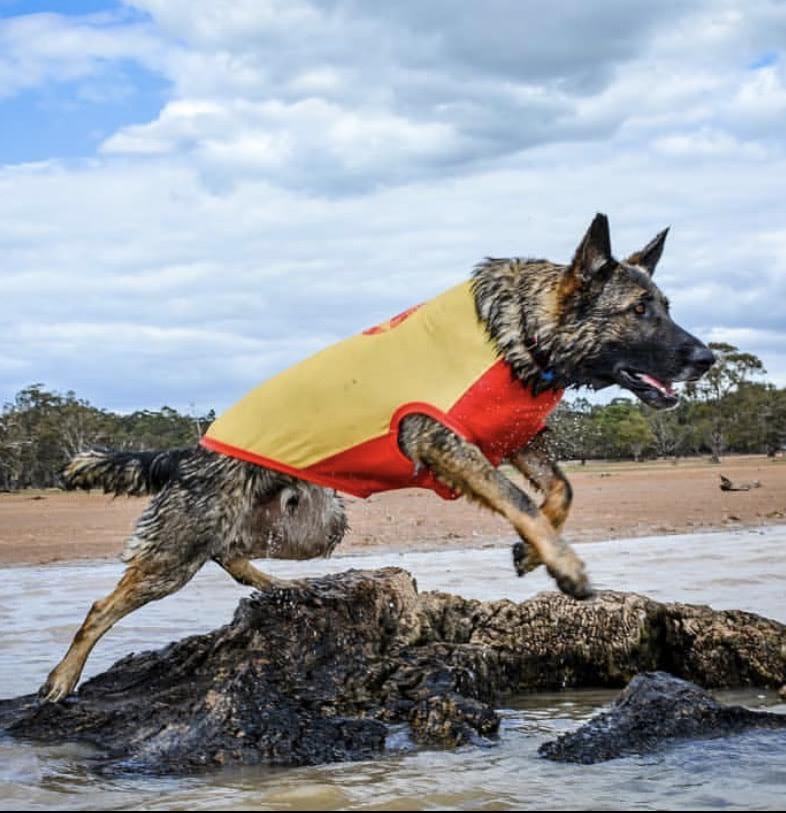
[687,345,715,372]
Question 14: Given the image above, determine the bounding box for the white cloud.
[732,64,786,122]
[102,98,466,191]
[653,129,770,159]
[0,10,167,99]
[92,1,730,193]
[128,0,323,46]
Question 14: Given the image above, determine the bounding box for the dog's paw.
[512,541,542,577]
[553,570,594,600]
[39,667,78,704]
[546,543,593,600]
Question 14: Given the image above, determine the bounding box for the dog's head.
[556,213,714,409]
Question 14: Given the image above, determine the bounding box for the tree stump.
[1,567,783,774]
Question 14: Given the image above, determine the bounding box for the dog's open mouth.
[617,368,679,409]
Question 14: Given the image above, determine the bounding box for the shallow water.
[1,525,785,810]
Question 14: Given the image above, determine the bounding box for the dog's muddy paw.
[553,571,594,600]
[547,545,593,600]
[512,541,542,577]
[38,674,76,704]
[262,577,310,601]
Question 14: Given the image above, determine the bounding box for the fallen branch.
[720,474,762,491]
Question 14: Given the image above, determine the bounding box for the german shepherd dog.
[41,214,714,702]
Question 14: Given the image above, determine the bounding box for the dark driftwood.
[1,568,784,774]
[719,474,761,491]
[540,671,786,763]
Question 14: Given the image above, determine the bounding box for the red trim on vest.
[201,359,562,500]
[199,435,367,495]
[449,359,561,466]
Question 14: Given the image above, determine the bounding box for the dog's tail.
[61,448,194,496]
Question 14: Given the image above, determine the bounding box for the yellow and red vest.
[201,280,562,499]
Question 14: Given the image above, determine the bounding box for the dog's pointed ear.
[570,213,613,283]
[625,227,669,276]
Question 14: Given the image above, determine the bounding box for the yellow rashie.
[203,280,500,469]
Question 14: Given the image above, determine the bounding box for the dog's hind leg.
[40,554,207,703]
[214,556,300,591]
[399,414,590,599]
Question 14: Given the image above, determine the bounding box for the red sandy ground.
[1,457,785,566]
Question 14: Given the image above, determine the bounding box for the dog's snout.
[686,344,715,373]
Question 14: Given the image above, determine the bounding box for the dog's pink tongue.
[639,373,674,395]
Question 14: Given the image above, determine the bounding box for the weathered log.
[539,671,786,763]
[1,567,784,774]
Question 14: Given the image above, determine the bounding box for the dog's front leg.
[509,430,573,532]
[398,415,591,599]
[506,430,573,576]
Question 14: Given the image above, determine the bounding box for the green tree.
[0,384,215,490]
[645,400,691,461]
[685,342,765,462]
[723,382,786,455]
[594,398,655,461]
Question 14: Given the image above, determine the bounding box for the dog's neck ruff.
[201,281,563,499]
[522,334,557,385]
[470,258,564,394]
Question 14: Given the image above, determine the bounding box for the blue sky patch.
[748,51,778,70]
[0,62,168,164]
[0,0,123,19]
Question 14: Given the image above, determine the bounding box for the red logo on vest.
[362,304,423,335]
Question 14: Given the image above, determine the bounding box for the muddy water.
[1,526,785,810]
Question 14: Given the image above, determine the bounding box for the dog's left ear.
[625,227,669,276]
[570,213,613,283]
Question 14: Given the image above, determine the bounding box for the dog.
[41,213,715,702]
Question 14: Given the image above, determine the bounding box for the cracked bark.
[1,567,783,773]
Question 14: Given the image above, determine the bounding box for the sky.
[1,0,785,414]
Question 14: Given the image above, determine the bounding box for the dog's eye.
[633,302,647,316]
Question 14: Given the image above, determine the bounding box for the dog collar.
[523,334,557,385]
[540,368,556,384]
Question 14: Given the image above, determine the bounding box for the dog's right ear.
[625,227,669,276]
[569,213,613,283]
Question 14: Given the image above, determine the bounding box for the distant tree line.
[1,343,784,490]
[0,385,214,490]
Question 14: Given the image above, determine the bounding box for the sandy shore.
[1,456,785,567]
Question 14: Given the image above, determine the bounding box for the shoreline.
[2,455,785,567]
[3,522,783,572]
